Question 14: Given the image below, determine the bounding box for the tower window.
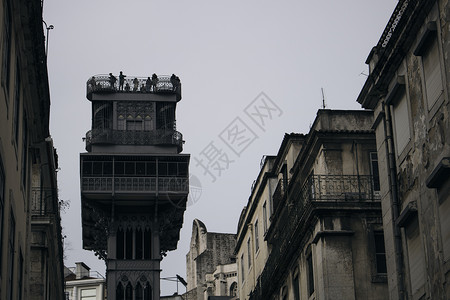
[127,120,143,131]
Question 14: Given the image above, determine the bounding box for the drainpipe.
[382,101,405,300]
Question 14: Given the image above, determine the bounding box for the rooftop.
[86,73,182,101]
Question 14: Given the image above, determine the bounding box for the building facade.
[80,73,189,300]
[0,0,64,299]
[185,219,237,300]
[357,0,450,299]
[237,110,388,300]
[64,262,106,300]
[235,134,304,300]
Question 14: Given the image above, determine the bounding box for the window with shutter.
[405,217,425,297]
[422,37,443,110]
[392,90,410,155]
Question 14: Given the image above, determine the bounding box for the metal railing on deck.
[84,129,183,152]
[81,176,188,193]
[31,188,58,216]
[297,174,380,202]
[86,74,181,100]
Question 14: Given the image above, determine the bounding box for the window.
[263,202,268,233]
[117,101,154,131]
[281,286,288,300]
[7,211,15,300]
[247,238,252,269]
[13,61,20,144]
[230,282,237,297]
[254,220,259,253]
[92,102,112,130]
[143,281,152,300]
[136,282,143,300]
[392,89,410,154]
[307,253,314,297]
[370,152,380,192]
[241,254,245,282]
[374,231,387,274]
[127,119,143,131]
[439,191,450,262]
[125,282,132,300]
[2,0,12,95]
[116,227,151,260]
[0,157,5,271]
[80,288,96,300]
[293,268,300,300]
[21,113,28,188]
[405,217,425,297]
[421,36,443,110]
[18,249,23,300]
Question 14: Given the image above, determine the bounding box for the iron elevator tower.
[80,73,189,300]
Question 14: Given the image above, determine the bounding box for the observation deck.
[86,74,182,101]
[84,128,183,153]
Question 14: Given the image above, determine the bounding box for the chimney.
[75,262,90,279]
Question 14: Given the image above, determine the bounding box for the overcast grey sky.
[43,0,397,295]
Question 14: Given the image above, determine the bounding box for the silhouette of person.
[88,76,96,90]
[119,71,126,91]
[133,78,139,91]
[170,74,176,91]
[109,73,117,89]
[125,82,130,92]
[175,76,180,92]
[145,77,152,92]
[151,73,158,92]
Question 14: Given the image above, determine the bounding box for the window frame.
[254,220,259,254]
[247,238,252,270]
[306,252,315,297]
[0,156,5,273]
[263,201,268,234]
[2,0,12,101]
[369,152,380,194]
[386,75,412,162]
[240,254,245,283]
[414,21,446,120]
[373,231,387,275]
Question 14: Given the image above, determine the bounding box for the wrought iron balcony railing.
[297,174,380,202]
[255,174,380,299]
[86,74,181,100]
[81,176,188,194]
[84,129,183,152]
[31,188,58,216]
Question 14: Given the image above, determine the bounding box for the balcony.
[272,179,288,213]
[81,176,188,194]
[31,188,58,216]
[86,74,181,101]
[298,174,380,202]
[84,128,183,152]
[257,174,380,299]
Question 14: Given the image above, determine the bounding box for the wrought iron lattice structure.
[80,73,189,300]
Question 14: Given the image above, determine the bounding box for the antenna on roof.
[321,88,326,109]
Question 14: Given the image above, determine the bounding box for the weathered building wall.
[186,220,236,300]
[0,0,64,299]
[358,0,450,299]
